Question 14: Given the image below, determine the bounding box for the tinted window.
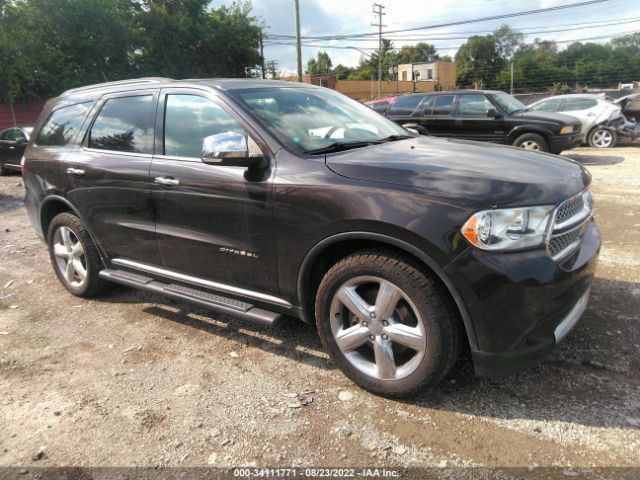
[0,129,14,141]
[458,95,494,116]
[530,98,562,112]
[386,95,425,116]
[35,103,92,147]
[164,95,245,158]
[89,96,154,154]
[562,98,598,111]
[432,95,455,116]
[371,101,390,114]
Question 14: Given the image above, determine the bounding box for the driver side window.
[164,94,248,159]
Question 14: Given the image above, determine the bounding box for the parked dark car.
[23,78,599,397]
[0,125,32,175]
[364,95,399,114]
[385,90,584,154]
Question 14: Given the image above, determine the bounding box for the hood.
[516,110,581,126]
[325,136,590,209]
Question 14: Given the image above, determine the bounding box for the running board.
[99,269,282,327]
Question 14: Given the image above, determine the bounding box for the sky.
[210,0,640,75]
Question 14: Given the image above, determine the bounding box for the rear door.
[454,93,503,142]
[64,90,160,265]
[423,94,456,137]
[0,129,15,166]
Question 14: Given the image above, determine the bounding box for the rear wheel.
[47,212,107,297]
[588,127,616,148]
[315,251,461,397]
[512,133,549,152]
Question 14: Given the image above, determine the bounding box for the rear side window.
[386,95,425,116]
[0,129,15,141]
[371,101,390,113]
[530,98,561,112]
[432,95,455,116]
[35,102,92,147]
[562,98,598,111]
[89,96,155,154]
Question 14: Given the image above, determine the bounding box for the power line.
[266,0,615,40]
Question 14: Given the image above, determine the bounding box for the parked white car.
[527,94,629,148]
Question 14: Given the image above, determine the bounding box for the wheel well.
[300,238,469,349]
[509,130,549,145]
[40,200,73,239]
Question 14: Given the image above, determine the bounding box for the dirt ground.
[0,147,639,476]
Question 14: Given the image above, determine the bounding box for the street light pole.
[294,0,303,82]
[371,3,386,99]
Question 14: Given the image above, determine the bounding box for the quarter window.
[457,95,494,117]
[432,95,455,116]
[35,103,92,147]
[164,95,246,159]
[0,129,14,141]
[89,96,155,154]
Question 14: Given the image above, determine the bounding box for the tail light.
[625,115,635,122]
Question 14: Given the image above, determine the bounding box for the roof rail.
[61,77,172,96]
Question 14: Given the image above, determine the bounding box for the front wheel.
[315,251,461,397]
[588,127,617,148]
[512,133,549,152]
[47,212,107,297]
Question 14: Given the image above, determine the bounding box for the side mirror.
[402,123,429,136]
[201,132,264,168]
[487,108,501,118]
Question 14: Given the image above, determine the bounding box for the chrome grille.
[555,194,585,225]
[547,190,592,260]
[549,229,581,257]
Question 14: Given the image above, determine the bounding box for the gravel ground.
[0,147,639,476]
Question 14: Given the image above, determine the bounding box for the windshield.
[231,87,409,154]
[492,93,526,114]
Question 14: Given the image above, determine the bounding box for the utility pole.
[259,30,266,79]
[510,61,514,95]
[294,0,303,82]
[371,3,386,98]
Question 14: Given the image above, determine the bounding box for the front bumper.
[445,218,600,377]
[549,132,585,153]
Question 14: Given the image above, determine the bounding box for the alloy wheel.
[329,275,427,380]
[520,140,540,150]
[52,226,87,288]
[592,129,613,148]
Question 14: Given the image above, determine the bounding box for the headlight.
[461,205,554,251]
[560,126,574,135]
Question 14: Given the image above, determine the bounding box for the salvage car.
[0,125,32,175]
[22,78,600,396]
[528,93,636,148]
[384,90,583,153]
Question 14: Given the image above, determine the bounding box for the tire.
[315,250,461,397]
[47,212,107,297]
[512,133,549,152]
[588,127,617,148]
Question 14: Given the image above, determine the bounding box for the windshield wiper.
[304,141,380,155]
[377,134,413,142]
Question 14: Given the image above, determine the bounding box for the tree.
[493,25,524,61]
[306,51,332,74]
[348,39,396,80]
[395,42,438,65]
[331,64,353,79]
[456,35,503,88]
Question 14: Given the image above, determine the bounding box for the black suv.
[385,90,584,154]
[23,78,600,396]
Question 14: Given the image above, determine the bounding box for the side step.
[99,269,282,327]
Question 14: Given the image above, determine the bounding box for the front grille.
[547,190,592,260]
[549,229,581,257]
[555,194,585,225]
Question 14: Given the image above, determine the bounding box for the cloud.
[211,0,640,75]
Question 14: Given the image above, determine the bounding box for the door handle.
[154,176,180,186]
[66,167,85,177]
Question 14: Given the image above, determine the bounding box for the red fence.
[0,101,46,131]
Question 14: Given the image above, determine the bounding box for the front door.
[65,91,160,265]
[150,90,278,294]
[454,94,504,143]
